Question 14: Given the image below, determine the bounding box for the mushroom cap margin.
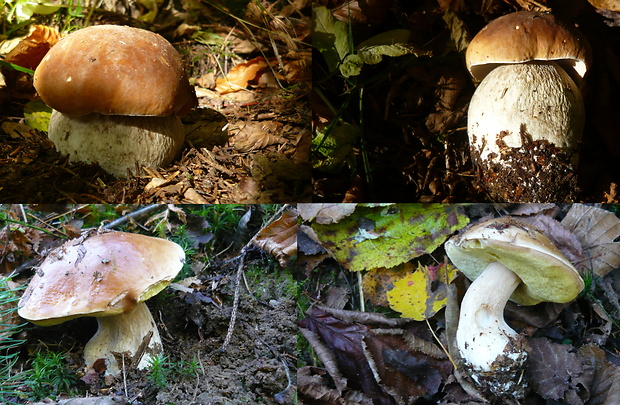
[445,216,584,306]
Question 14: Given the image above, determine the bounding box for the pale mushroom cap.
[34,25,197,117]
[466,11,592,82]
[445,216,584,305]
[18,231,185,326]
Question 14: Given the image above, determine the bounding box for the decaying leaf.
[252,208,298,266]
[298,203,357,224]
[228,121,288,152]
[310,204,469,272]
[387,262,457,321]
[215,56,284,94]
[526,337,593,403]
[4,25,60,70]
[362,263,415,307]
[578,344,620,405]
[561,204,620,276]
[298,306,452,404]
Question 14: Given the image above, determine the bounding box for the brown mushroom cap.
[33,25,197,117]
[466,11,592,83]
[445,216,584,306]
[18,231,185,326]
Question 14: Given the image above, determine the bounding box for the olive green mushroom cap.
[18,231,185,326]
[445,216,584,306]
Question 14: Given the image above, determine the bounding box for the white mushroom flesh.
[456,261,522,372]
[468,61,584,165]
[83,301,162,375]
[48,110,185,177]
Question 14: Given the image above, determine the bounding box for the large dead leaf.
[215,56,284,94]
[298,203,358,224]
[298,306,452,404]
[578,344,620,405]
[526,337,593,403]
[4,25,60,70]
[387,263,457,321]
[252,208,298,266]
[561,205,620,276]
[310,204,469,272]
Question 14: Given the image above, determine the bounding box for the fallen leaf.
[387,262,457,321]
[561,204,620,276]
[4,25,60,70]
[298,203,357,224]
[578,344,620,405]
[362,263,414,307]
[252,208,298,266]
[311,204,469,272]
[526,337,593,403]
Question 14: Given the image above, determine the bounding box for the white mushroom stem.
[48,110,185,177]
[456,261,521,371]
[83,301,163,376]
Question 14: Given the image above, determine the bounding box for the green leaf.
[340,43,429,77]
[312,204,469,272]
[313,5,350,72]
[312,122,359,172]
[23,100,53,132]
[0,60,34,75]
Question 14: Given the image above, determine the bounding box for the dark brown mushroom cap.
[466,11,592,83]
[18,231,185,326]
[33,25,197,117]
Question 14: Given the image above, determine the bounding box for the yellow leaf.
[387,263,457,321]
[362,262,415,307]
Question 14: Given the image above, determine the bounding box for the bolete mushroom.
[18,230,185,376]
[33,25,197,177]
[444,216,584,399]
[465,12,592,202]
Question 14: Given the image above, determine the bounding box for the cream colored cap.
[445,216,584,306]
[466,11,592,83]
[34,25,197,117]
[18,231,185,326]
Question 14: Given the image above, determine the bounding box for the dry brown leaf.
[578,344,620,405]
[297,203,357,224]
[228,122,288,152]
[5,25,60,70]
[252,208,297,266]
[561,205,620,276]
[216,57,270,94]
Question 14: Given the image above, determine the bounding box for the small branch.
[103,204,166,229]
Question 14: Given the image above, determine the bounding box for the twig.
[220,245,248,351]
[103,204,166,229]
[220,205,292,351]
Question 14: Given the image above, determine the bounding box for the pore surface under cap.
[33,25,197,117]
[445,217,584,305]
[18,231,185,326]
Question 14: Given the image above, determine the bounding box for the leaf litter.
[297,203,620,404]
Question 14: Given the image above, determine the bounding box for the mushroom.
[465,12,592,202]
[444,216,584,399]
[33,25,197,177]
[18,230,185,376]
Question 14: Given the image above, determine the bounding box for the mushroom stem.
[456,261,521,371]
[83,301,162,376]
